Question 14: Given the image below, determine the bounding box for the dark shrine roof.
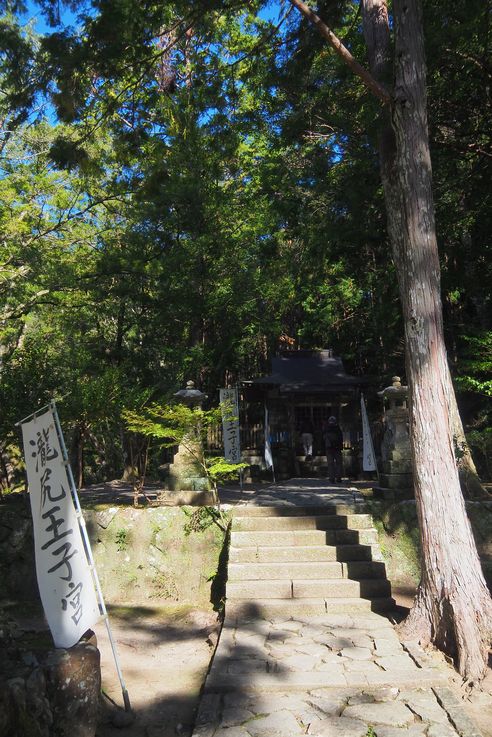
[245,350,365,393]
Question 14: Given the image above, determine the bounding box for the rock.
[95,507,119,529]
[175,722,193,736]
[339,646,372,661]
[44,641,101,737]
[7,677,27,711]
[307,694,343,716]
[344,702,414,727]
[22,651,39,667]
[307,715,367,736]
[346,692,376,706]
[244,710,302,736]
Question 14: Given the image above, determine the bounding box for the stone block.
[252,545,346,563]
[335,544,373,562]
[307,715,367,736]
[226,579,292,600]
[233,515,346,532]
[344,701,414,726]
[343,514,373,530]
[157,489,215,505]
[293,579,359,598]
[342,561,387,579]
[379,473,414,490]
[43,640,101,737]
[335,529,379,545]
[228,561,343,581]
[226,598,328,619]
[382,459,413,474]
[244,710,302,736]
[230,530,330,547]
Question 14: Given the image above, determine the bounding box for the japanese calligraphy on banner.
[21,408,99,648]
[219,388,241,463]
[360,394,378,472]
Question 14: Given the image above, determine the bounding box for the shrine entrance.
[239,349,370,480]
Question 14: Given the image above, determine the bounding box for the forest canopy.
[1,0,491,488]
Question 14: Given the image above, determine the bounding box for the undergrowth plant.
[123,400,246,529]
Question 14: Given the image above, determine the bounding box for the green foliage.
[0,0,490,493]
[182,506,228,536]
[115,528,129,551]
[455,332,492,398]
[123,400,245,508]
[467,429,492,481]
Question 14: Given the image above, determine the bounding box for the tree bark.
[359,0,492,684]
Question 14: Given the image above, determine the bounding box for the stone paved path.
[192,480,482,737]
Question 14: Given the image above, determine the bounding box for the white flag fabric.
[264,405,274,470]
[220,388,241,463]
[21,408,100,648]
[360,394,378,472]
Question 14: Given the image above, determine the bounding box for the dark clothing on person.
[299,419,314,435]
[323,419,343,481]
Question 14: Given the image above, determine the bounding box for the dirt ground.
[95,604,221,737]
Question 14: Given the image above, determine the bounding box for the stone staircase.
[226,505,394,618]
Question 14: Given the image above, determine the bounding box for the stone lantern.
[167,380,210,494]
[376,376,414,498]
[173,380,207,408]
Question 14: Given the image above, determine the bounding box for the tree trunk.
[388,0,492,683]
[69,426,84,489]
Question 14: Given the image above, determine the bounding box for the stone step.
[224,596,395,621]
[233,514,373,531]
[228,543,374,564]
[227,560,388,581]
[341,560,387,579]
[228,561,344,581]
[230,504,363,517]
[292,578,391,599]
[226,577,391,600]
[204,666,439,693]
[230,528,379,547]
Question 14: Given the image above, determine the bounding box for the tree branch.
[287,0,391,105]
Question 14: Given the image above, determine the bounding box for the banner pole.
[49,401,132,713]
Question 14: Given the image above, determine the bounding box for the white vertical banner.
[21,407,100,648]
[264,404,274,471]
[219,388,241,463]
[361,394,378,472]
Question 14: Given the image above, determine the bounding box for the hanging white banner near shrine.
[264,405,274,471]
[20,407,100,648]
[360,394,378,472]
[220,388,241,464]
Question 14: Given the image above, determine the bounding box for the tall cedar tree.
[289,0,492,683]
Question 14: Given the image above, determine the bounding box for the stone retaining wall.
[0,621,100,737]
[0,498,226,607]
[369,499,492,591]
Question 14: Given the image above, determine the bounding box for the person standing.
[323,416,343,482]
[299,417,314,460]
